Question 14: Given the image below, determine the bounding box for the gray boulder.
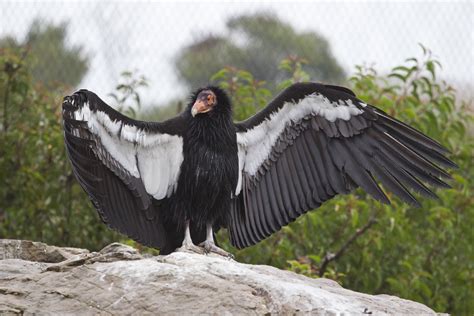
[0,239,441,315]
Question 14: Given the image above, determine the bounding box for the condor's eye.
[207,94,215,105]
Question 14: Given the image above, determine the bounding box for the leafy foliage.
[0,20,88,89]
[109,70,148,119]
[0,47,119,250]
[214,48,473,315]
[0,43,471,315]
[211,67,271,120]
[175,13,345,91]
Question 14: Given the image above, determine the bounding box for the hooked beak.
[191,100,211,117]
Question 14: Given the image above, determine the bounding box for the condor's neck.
[186,112,236,149]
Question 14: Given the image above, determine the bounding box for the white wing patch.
[74,102,183,200]
[236,94,364,179]
[136,139,183,200]
[235,146,245,196]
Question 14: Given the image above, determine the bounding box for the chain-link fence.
[1,1,473,107]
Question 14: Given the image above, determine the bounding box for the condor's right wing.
[62,89,185,248]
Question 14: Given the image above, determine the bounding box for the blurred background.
[0,1,473,314]
[1,1,472,105]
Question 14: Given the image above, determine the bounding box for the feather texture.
[62,90,186,250]
[229,82,456,249]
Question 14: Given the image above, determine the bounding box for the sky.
[1,0,473,106]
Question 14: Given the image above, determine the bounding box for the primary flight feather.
[62,82,456,256]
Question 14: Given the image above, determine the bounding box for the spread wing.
[62,90,185,248]
[228,82,457,249]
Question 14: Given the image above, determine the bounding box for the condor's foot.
[175,241,205,255]
[175,219,205,254]
[199,240,234,259]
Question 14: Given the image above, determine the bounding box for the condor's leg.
[175,220,204,254]
[199,223,234,258]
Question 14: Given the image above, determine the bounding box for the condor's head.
[189,86,232,119]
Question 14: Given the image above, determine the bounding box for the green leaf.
[351,209,359,227]
[426,61,436,79]
[389,73,407,82]
[392,66,411,73]
[210,68,228,82]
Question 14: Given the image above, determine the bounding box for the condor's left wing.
[228,82,457,249]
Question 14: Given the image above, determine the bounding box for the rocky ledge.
[0,239,441,315]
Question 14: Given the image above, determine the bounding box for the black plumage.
[62,82,457,255]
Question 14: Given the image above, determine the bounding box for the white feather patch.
[235,144,245,196]
[87,114,140,177]
[74,102,91,121]
[73,102,183,199]
[237,93,364,177]
[136,137,183,200]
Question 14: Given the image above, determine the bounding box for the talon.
[175,243,205,255]
[198,241,211,254]
[199,240,233,258]
[175,220,205,255]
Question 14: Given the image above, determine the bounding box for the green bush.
[0,46,471,314]
[0,47,120,250]
[213,47,473,315]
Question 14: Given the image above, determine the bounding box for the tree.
[0,47,116,250]
[175,13,345,91]
[0,20,88,88]
[1,37,471,314]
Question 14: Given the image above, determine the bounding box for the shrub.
[0,47,120,250]
[0,45,471,314]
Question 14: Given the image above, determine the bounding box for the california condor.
[62,83,457,256]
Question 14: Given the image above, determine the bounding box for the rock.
[45,242,143,272]
[0,239,441,315]
[0,239,88,263]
